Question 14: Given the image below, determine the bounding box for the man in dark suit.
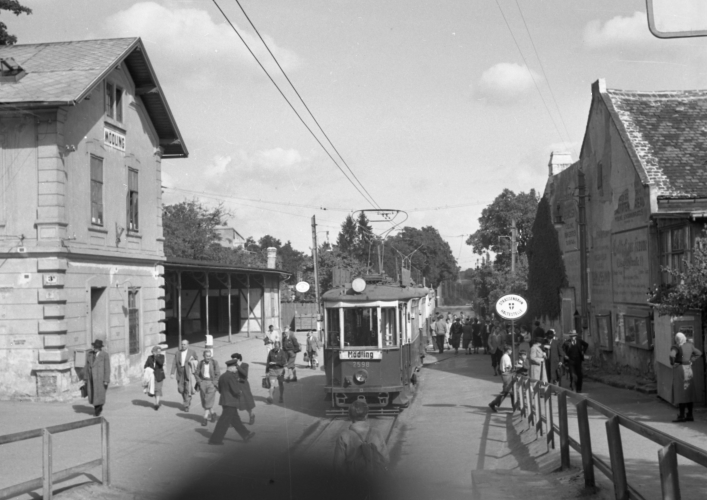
[209,359,255,445]
[170,339,199,411]
[545,329,563,385]
[85,339,110,416]
[563,331,588,392]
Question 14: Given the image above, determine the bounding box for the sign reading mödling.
[495,294,528,320]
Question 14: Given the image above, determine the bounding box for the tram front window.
[343,307,379,347]
[326,308,340,347]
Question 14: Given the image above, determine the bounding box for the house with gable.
[544,79,707,405]
[0,38,188,399]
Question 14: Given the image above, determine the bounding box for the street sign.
[647,0,707,38]
[295,281,310,293]
[496,294,528,320]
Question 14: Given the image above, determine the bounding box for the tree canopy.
[0,1,31,46]
[466,188,539,267]
[162,200,227,260]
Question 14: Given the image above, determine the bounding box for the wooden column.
[177,271,182,345]
[577,399,595,488]
[606,416,628,500]
[246,274,251,338]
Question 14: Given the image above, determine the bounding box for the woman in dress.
[144,345,165,410]
[529,338,547,383]
[232,353,256,424]
[462,319,474,355]
[670,332,702,422]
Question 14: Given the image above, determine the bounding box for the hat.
[231,353,243,361]
[566,330,578,337]
[226,358,239,367]
[92,339,104,349]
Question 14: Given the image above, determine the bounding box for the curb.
[584,373,657,395]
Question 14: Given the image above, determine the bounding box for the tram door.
[400,303,411,384]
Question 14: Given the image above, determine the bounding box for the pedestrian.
[488,327,500,376]
[563,331,588,392]
[306,330,321,369]
[231,353,256,425]
[170,339,199,412]
[481,320,490,355]
[265,341,287,404]
[264,324,280,355]
[471,318,482,354]
[450,317,463,354]
[444,317,452,350]
[532,321,545,340]
[529,337,547,383]
[84,339,110,417]
[462,319,473,355]
[515,350,529,376]
[670,332,703,422]
[195,350,220,426]
[433,315,447,354]
[545,330,563,385]
[333,400,390,491]
[143,345,165,410]
[488,345,515,412]
[282,327,301,382]
[208,358,255,445]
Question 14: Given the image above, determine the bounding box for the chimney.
[267,247,277,269]
[548,151,573,177]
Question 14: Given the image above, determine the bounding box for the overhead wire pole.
[210,0,379,209]
[311,215,322,342]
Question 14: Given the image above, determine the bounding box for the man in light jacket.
[171,339,199,412]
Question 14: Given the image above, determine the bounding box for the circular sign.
[295,281,310,293]
[495,294,528,320]
[351,277,366,293]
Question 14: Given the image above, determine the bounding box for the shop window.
[90,155,103,226]
[624,315,652,350]
[105,82,123,123]
[127,168,139,231]
[660,226,689,283]
[343,307,378,348]
[596,314,612,351]
[128,289,140,355]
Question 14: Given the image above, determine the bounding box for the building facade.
[0,39,187,399]
[544,79,706,405]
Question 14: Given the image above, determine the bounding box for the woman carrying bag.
[144,345,166,410]
[232,353,256,425]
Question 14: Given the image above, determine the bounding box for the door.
[90,287,107,344]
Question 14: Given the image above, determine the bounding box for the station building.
[0,38,188,399]
[544,79,707,405]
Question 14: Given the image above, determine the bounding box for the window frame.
[128,288,140,355]
[623,314,653,350]
[105,81,124,124]
[596,313,613,351]
[660,225,690,284]
[127,168,139,232]
[90,155,104,226]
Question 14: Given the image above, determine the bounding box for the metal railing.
[512,376,707,500]
[0,417,110,500]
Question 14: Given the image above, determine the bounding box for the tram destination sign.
[495,294,528,320]
[339,350,383,360]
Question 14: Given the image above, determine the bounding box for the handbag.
[80,384,87,398]
[303,352,309,362]
[262,377,271,389]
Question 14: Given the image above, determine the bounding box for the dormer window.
[105,82,123,123]
[0,57,26,83]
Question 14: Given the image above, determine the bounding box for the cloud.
[103,2,300,86]
[584,11,656,49]
[475,63,541,105]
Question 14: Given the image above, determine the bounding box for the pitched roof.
[601,84,707,198]
[0,38,187,158]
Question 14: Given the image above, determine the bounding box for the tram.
[322,275,433,415]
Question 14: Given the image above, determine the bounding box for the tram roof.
[322,283,430,303]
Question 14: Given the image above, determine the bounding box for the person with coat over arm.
[209,359,255,445]
[232,353,256,425]
[85,339,110,416]
[670,332,703,422]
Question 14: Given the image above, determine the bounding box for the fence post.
[535,383,544,437]
[101,417,111,486]
[42,429,53,500]
[526,380,534,427]
[577,399,595,488]
[658,442,681,500]
[547,388,555,450]
[605,416,628,500]
[558,391,570,470]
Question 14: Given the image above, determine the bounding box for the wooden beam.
[159,138,181,146]
[135,85,158,95]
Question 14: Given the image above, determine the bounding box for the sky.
[9,0,707,270]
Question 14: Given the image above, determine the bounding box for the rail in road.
[512,376,707,500]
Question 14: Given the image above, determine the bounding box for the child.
[515,350,529,376]
[306,330,321,369]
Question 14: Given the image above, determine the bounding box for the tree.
[258,235,282,250]
[526,196,567,321]
[0,1,32,46]
[356,212,374,263]
[468,259,529,321]
[383,226,458,287]
[336,215,358,255]
[466,188,539,267]
[162,200,228,260]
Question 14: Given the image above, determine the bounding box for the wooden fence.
[0,417,110,500]
[512,376,707,500]
[281,302,318,331]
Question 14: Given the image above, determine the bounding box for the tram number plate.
[339,351,382,360]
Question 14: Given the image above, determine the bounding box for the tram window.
[326,308,340,347]
[343,307,379,347]
[381,307,398,347]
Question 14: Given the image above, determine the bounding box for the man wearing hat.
[563,331,588,392]
[545,330,564,385]
[84,339,110,416]
[209,358,255,445]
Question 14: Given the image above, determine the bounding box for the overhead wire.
[494,0,569,149]
[210,0,379,209]
[232,0,381,210]
[513,0,576,155]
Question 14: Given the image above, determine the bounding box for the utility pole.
[511,219,517,275]
[311,216,322,341]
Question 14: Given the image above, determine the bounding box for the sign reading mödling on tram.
[495,294,528,320]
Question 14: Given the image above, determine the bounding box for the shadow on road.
[71,404,94,415]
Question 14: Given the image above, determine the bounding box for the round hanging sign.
[295,281,310,293]
[351,277,367,293]
[495,294,528,320]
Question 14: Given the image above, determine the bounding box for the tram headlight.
[353,369,368,384]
